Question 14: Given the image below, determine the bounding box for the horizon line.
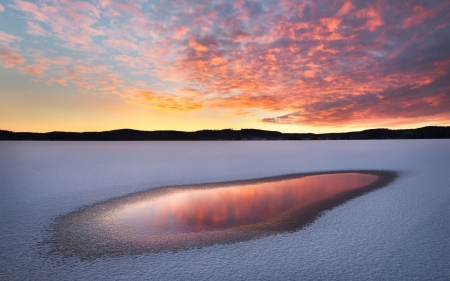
[2,125,449,135]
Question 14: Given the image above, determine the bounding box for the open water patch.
[47,170,397,259]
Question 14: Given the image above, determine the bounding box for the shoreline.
[2,126,449,141]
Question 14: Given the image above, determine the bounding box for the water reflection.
[115,173,377,236]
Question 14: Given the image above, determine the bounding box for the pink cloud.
[26,21,50,36]
[0,31,22,43]
[0,31,24,68]
[11,0,47,21]
[336,0,355,16]
[12,0,103,47]
[103,38,138,51]
[403,5,435,28]
[20,64,48,77]
[49,77,68,86]
[3,0,450,128]
[0,50,24,68]
[357,7,384,31]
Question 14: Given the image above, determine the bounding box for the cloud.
[262,76,450,126]
[0,49,25,68]
[0,4,4,12]
[12,0,104,47]
[21,64,48,77]
[0,31,21,44]
[139,91,203,111]
[3,0,450,128]
[0,31,24,68]
[403,5,436,28]
[26,21,50,36]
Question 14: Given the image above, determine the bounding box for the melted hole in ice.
[51,171,396,258]
[114,173,378,236]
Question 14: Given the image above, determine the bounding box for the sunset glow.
[1,0,449,132]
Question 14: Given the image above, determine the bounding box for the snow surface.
[0,140,449,280]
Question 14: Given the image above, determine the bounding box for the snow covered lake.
[1,140,449,280]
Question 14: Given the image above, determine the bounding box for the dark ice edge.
[44,170,398,260]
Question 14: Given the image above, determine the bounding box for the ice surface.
[0,140,449,280]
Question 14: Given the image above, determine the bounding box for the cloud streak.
[0,31,24,68]
[3,0,450,128]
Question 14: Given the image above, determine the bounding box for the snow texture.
[0,140,449,280]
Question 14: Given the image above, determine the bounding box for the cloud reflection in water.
[115,173,378,236]
[50,171,397,258]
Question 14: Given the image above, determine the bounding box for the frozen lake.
[1,140,449,280]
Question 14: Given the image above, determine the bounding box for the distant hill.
[0,126,449,141]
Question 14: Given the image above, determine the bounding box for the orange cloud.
[140,91,202,111]
[3,0,450,130]
[0,31,24,68]
[356,7,384,31]
[336,0,355,16]
[21,64,48,77]
[0,51,24,68]
[321,17,342,32]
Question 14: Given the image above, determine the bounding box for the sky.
[1,0,449,133]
